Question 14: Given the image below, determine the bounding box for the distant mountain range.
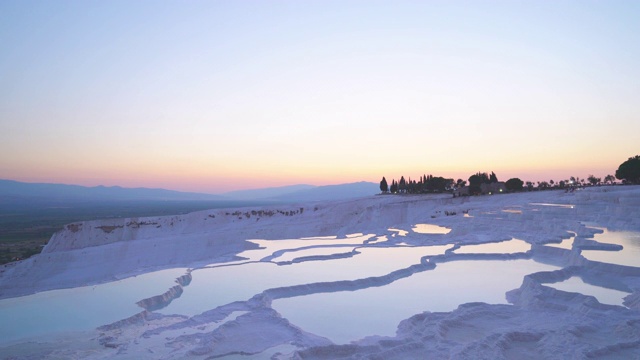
[0,179,225,203]
[221,184,316,200]
[0,179,379,204]
[267,181,379,202]
[221,182,378,202]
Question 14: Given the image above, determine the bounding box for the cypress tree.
[380,177,389,193]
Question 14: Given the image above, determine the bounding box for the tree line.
[379,174,457,194]
[380,171,509,195]
[379,154,640,196]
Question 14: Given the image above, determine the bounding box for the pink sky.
[1,1,638,194]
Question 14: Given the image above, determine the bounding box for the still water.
[581,229,640,267]
[2,225,638,346]
[160,244,452,316]
[454,239,531,254]
[272,259,558,344]
[0,268,186,343]
[547,276,630,306]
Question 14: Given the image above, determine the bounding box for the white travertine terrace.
[1,186,639,359]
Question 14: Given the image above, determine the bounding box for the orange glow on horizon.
[4,162,621,194]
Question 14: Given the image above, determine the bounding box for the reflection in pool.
[502,209,523,214]
[454,239,531,254]
[529,203,575,209]
[546,276,630,306]
[0,268,187,343]
[581,229,640,267]
[412,224,451,234]
[272,259,558,344]
[5,222,636,348]
[272,247,356,262]
[388,228,408,236]
[160,245,452,316]
[367,235,388,244]
[545,232,575,250]
[239,234,374,261]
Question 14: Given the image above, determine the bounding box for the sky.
[1,1,639,193]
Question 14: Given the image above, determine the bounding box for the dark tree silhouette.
[380,173,454,194]
[423,175,453,192]
[604,174,616,185]
[399,176,407,193]
[526,181,534,191]
[468,172,490,195]
[538,181,550,190]
[380,177,388,193]
[390,179,398,193]
[587,175,601,186]
[489,171,498,183]
[616,155,640,184]
[469,172,491,184]
[505,178,524,192]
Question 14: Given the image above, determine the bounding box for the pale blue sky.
[1,1,638,192]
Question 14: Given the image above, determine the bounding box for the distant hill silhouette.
[0,179,224,204]
[1,179,379,205]
[221,184,316,200]
[268,181,378,202]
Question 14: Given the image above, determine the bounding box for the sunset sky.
[1,1,638,193]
